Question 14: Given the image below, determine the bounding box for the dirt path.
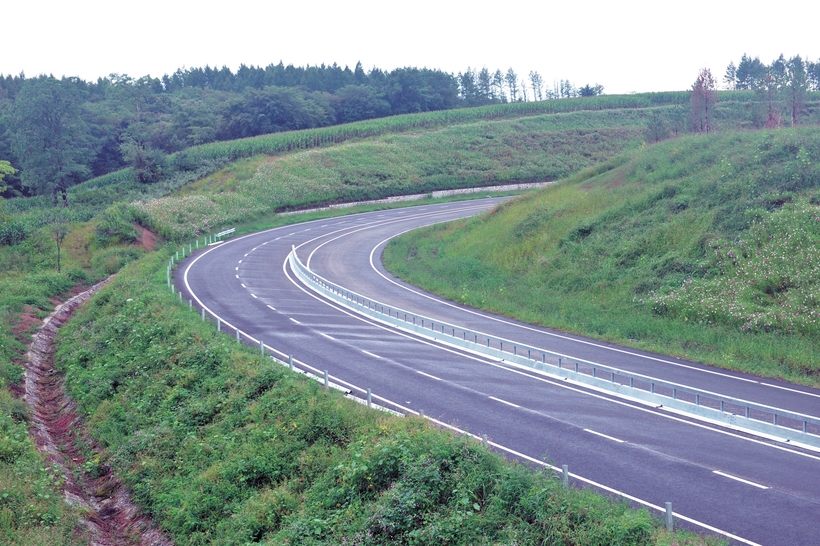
[23,278,173,546]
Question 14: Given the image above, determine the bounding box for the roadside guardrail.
[289,246,820,450]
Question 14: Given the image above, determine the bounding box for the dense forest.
[0,61,601,202]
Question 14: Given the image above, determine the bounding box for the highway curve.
[178,198,820,545]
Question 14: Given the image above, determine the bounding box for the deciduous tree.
[690,68,718,134]
[10,77,92,206]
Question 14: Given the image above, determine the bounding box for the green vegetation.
[1,92,798,544]
[0,389,85,546]
[384,128,820,385]
[53,250,718,545]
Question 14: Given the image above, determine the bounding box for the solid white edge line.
[489,396,520,408]
[366,235,792,390]
[712,470,769,490]
[294,243,820,460]
[417,371,441,380]
[183,203,762,546]
[584,428,626,443]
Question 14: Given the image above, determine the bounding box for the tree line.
[0,62,599,202]
[724,54,820,127]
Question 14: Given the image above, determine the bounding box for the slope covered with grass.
[384,128,820,385]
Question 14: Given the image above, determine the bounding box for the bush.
[95,203,139,246]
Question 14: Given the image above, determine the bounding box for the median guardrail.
[289,246,820,450]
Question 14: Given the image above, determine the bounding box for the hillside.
[0,94,793,544]
[384,127,820,385]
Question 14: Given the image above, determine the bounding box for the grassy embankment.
[0,95,731,544]
[53,250,717,545]
[384,128,820,386]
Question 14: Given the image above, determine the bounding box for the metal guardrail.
[289,247,820,450]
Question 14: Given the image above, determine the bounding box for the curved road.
[177,198,820,545]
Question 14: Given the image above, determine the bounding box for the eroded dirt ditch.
[23,278,173,546]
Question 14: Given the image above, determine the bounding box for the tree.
[785,55,808,126]
[690,68,718,134]
[528,71,544,101]
[492,70,507,102]
[723,62,737,89]
[505,68,519,102]
[0,160,14,195]
[477,67,493,103]
[10,77,92,206]
[578,83,604,97]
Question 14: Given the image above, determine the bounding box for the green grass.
[52,248,721,545]
[383,127,820,386]
[1,93,801,543]
[135,109,657,239]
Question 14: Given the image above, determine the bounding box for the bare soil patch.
[23,278,173,546]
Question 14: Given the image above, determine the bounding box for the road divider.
[289,246,820,451]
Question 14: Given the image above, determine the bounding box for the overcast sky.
[5,1,818,95]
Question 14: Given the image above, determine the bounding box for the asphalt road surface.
[178,198,820,545]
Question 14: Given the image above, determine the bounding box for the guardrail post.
[288,355,293,370]
[367,388,372,408]
[323,370,329,388]
[482,434,488,447]
[562,465,569,489]
[196,240,199,249]
[419,409,424,417]
[189,299,192,311]
[260,340,264,356]
[236,329,240,343]
[665,502,673,531]
[201,308,205,321]
[179,292,182,302]
[189,244,192,254]
[217,318,221,332]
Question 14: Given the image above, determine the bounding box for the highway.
[178,198,820,545]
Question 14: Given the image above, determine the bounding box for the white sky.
[4,1,818,95]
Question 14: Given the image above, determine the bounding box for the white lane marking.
[320,333,334,340]
[417,371,441,380]
[244,253,249,257]
[362,350,381,359]
[241,283,246,288]
[251,294,258,299]
[304,228,311,231]
[235,275,239,279]
[288,232,296,236]
[285,250,820,462]
[761,382,820,399]
[489,396,519,408]
[262,242,268,245]
[184,205,760,546]
[367,237,781,389]
[275,237,281,240]
[584,428,625,443]
[238,259,242,263]
[713,471,769,489]
[252,247,258,251]
[289,318,300,324]
[266,305,276,311]
[321,224,328,227]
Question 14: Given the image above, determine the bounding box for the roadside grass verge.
[383,128,820,386]
[53,249,722,545]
